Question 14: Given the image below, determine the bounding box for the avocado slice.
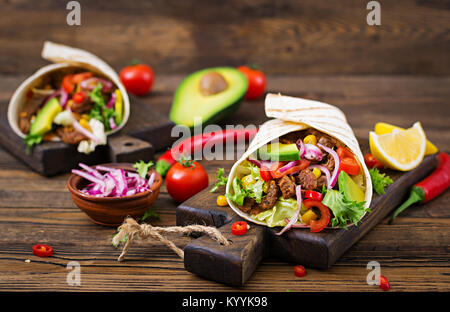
[257,143,301,161]
[338,171,365,203]
[169,67,248,127]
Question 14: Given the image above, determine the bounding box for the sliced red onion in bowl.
[276,185,303,236]
[317,143,340,188]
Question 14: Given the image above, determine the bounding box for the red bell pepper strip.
[303,199,330,233]
[231,221,248,236]
[304,190,323,201]
[389,152,450,224]
[155,128,258,177]
[32,244,53,257]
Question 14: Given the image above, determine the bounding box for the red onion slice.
[303,144,323,161]
[80,77,113,91]
[106,92,116,109]
[278,160,300,173]
[296,139,306,158]
[276,185,302,236]
[72,169,105,187]
[247,158,261,168]
[308,164,331,189]
[72,118,99,143]
[317,143,340,188]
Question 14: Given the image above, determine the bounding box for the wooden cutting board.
[0,96,175,176]
[176,141,439,286]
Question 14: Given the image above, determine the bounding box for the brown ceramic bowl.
[67,163,162,227]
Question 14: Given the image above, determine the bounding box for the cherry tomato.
[364,153,384,169]
[237,66,266,100]
[165,160,209,202]
[340,157,361,175]
[294,265,306,277]
[32,244,53,257]
[231,221,248,236]
[304,190,323,201]
[120,63,154,96]
[379,275,390,291]
[260,166,272,181]
[302,199,330,233]
[72,91,85,104]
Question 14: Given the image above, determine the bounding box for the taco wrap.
[225,93,372,233]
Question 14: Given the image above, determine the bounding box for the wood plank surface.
[0,0,449,76]
[0,75,449,291]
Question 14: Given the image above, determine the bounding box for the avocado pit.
[199,71,228,96]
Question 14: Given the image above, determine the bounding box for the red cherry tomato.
[294,265,306,277]
[72,91,85,104]
[304,190,323,201]
[165,160,209,203]
[231,221,248,236]
[237,66,266,100]
[120,63,154,96]
[364,153,384,169]
[260,166,272,181]
[379,275,390,291]
[302,199,331,233]
[32,244,53,257]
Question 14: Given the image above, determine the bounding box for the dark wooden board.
[177,141,439,286]
[0,96,175,176]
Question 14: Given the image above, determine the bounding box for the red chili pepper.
[155,129,258,177]
[294,265,306,278]
[379,275,390,291]
[364,153,384,169]
[389,152,450,224]
[231,221,248,236]
[304,190,323,201]
[32,244,53,257]
[302,199,331,233]
[72,91,85,104]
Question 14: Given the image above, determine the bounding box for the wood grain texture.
[0,75,448,291]
[0,0,449,75]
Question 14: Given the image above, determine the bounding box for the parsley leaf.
[133,160,154,178]
[210,168,228,193]
[140,208,160,222]
[369,168,393,195]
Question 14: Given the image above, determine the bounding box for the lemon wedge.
[374,122,438,155]
[369,122,426,171]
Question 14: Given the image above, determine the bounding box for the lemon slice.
[369,122,426,171]
[374,122,438,155]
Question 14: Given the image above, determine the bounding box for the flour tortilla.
[226,93,372,228]
[8,41,130,138]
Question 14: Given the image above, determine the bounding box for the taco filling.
[19,69,123,154]
[226,128,370,233]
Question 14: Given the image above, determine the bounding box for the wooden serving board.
[0,96,176,176]
[176,141,439,286]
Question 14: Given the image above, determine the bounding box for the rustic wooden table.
[0,75,448,291]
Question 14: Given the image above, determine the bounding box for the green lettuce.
[226,177,247,206]
[252,197,299,227]
[322,189,369,228]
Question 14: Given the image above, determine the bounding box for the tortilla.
[226,93,372,228]
[7,41,130,138]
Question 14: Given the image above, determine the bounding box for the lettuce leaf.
[252,197,299,227]
[226,177,247,206]
[369,168,393,195]
[322,189,369,228]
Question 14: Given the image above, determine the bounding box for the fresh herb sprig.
[210,168,228,193]
[369,168,393,195]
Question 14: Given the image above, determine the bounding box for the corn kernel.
[303,135,317,145]
[216,195,228,207]
[79,118,92,132]
[312,167,321,178]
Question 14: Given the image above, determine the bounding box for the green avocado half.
[169,67,248,127]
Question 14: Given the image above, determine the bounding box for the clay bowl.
[67,163,162,227]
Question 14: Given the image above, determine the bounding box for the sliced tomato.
[32,244,53,257]
[340,157,361,175]
[231,221,248,236]
[364,153,384,169]
[379,275,390,291]
[72,72,93,84]
[294,265,306,277]
[304,190,323,201]
[260,166,272,181]
[303,199,330,233]
[271,160,310,179]
[337,146,354,159]
[62,75,75,94]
